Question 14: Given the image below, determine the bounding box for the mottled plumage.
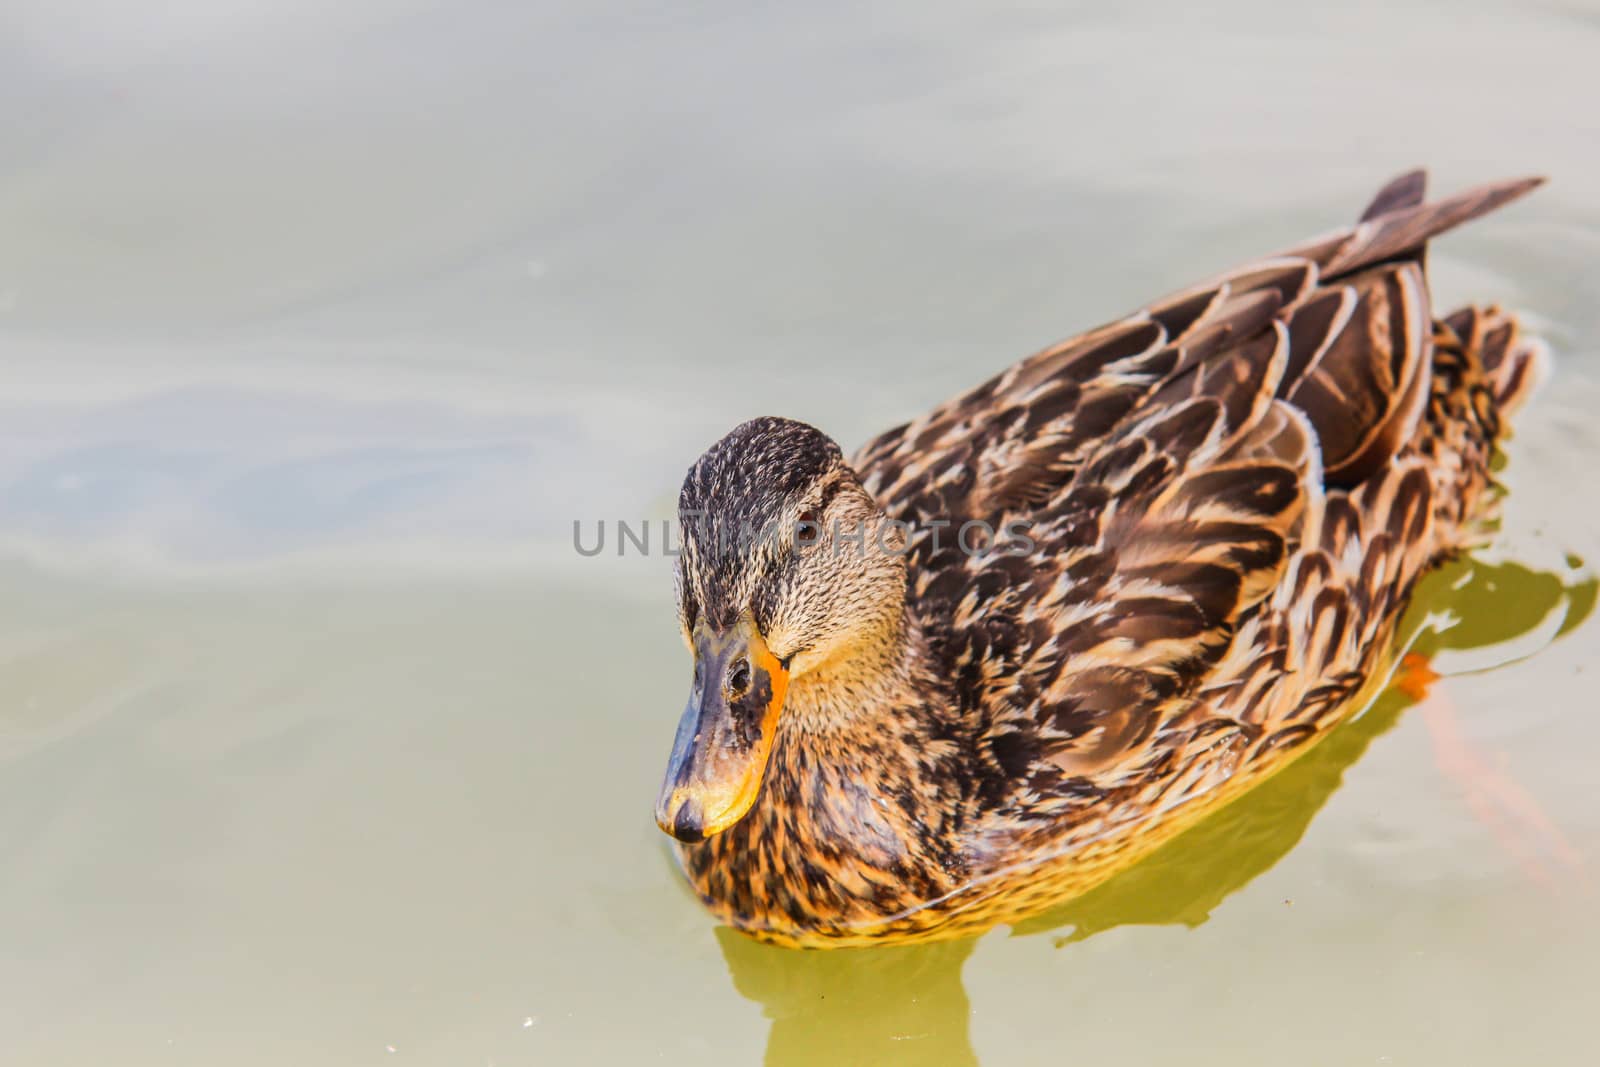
[659,171,1546,946]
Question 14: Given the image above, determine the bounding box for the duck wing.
[851,172,1541,816]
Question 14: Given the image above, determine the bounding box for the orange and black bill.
[655,613,789,842]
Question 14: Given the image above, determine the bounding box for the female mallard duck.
[653,170,1547,947]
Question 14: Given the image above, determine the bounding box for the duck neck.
[783,601,925,740]
[757,602,970,896]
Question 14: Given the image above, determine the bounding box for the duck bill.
[655,615,789,843]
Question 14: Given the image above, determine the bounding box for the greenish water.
[3,2,1600,1064]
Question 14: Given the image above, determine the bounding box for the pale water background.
[3,2,1599,1064]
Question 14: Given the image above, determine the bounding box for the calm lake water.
[3,2,1599,1064]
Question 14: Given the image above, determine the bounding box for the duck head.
[654,417,908,842]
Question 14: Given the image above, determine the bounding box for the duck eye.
[727,660,752,697]
[796,510,821,547]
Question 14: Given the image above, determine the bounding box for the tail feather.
[1414,303,1546,547]
[1323,175,1545,277]
[1359,168,1429,223]
[1280,172,1545,281]
[1444,305,1549,418]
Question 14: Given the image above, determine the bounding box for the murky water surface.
[3,2,1599,1063]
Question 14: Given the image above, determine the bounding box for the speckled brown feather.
[672,172,1546,946]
